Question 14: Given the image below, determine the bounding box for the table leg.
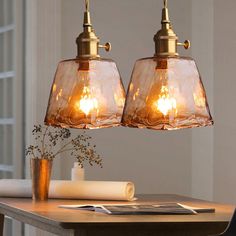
[0,214,4,236]
[66,230,86,236]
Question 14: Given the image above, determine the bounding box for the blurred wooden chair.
[214,209,236,236]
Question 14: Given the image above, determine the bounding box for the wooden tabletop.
[0,194,234,236]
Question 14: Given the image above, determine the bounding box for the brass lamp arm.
[164,0,167,8]
[85,0,89,11]
[76,0,111,59]
[99,43,112,52]
[177,40,191,50]
[154,0,190,56]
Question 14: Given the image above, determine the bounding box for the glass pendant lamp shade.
[122,57,213,130]
[45,0,125,129]
[122,0,213,131]
[45,59,125,129]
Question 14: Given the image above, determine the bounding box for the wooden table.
[0,194,234,236]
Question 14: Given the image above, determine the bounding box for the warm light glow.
[56,89,63,101]
[45,59,126,129]
[52,83,57,93]
[133,88,140,101]
[122,58,213,130]
[114,93,125,107]
[75,86,98,116]
[154,85,177,116]
[194,93,206,108]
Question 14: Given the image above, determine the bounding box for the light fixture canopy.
[45,0,126,129]
[122,0,213,130]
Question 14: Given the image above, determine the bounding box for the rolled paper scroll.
[0,179,135,201]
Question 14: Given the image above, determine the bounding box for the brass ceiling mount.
[154,0,190,57]
[76,0,111,59]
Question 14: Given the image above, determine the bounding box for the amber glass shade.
[45,58,126,129]
[122,57,213,130]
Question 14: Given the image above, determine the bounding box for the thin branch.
[41,126,49,156]
[53,140,74,157]
[54,148,78,157]
[31,147,37,159]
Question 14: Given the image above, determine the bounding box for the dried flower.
[25,124,103,168]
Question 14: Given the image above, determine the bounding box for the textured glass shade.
[122,57,213,130]
[45,59,126,129]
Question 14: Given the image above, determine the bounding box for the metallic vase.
[30,158,53,201]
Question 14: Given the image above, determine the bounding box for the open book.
[59,203,215,215]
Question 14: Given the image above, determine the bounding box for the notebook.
[59,202,215,215]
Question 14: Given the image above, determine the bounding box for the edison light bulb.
[53,63,102,125]
[75,86,98,116]
[150,67,178,118]
[72,67,100,117]
[154,85,177,116]
[122,57,213,130]
[45,59,126,129]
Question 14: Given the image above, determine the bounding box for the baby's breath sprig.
[25,124,103,168]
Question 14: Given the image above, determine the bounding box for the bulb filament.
[154,85,177,116]
[75,86,98,116]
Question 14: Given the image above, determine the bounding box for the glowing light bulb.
[149,67,177,117]
[69,66,100,117]
[122,58,213,130]
[45,59,126,129]
[154,85,177,116]
[75,86,98,116]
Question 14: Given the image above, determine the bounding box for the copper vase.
[30,158,53,201]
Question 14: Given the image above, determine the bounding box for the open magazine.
[59,203,215,215]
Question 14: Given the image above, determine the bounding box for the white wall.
[24,1,236,235]
[25,0,236,214]
[191,0,236,204]
[25,1,62,235]
[213,0,236,204]
[191,0,214,200]
[60,0,193,196]
[25,0,62,179]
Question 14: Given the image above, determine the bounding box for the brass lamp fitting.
[76,0,111,59]
[154,0,190,57]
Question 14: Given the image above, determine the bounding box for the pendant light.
[122,0,213,130]
[45,0,126,129]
